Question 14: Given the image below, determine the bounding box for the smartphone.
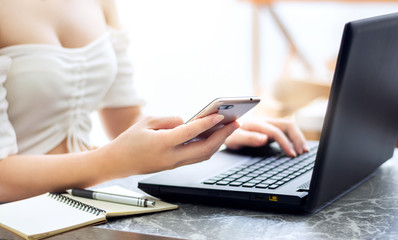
[186,96,261,139]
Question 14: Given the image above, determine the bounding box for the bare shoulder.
[0,3,6,45]
[0,2,13,48]
[97,0,122,29]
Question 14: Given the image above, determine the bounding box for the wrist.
[91,142,125,181]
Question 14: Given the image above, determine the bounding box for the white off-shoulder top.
[0,29,144,158]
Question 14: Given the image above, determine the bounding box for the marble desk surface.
[1,150,397,240]
[92,149,398,240]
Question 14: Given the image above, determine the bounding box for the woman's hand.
[100,114,240,178]
[224,117,309,157]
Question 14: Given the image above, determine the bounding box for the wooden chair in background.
[243,0,398,143]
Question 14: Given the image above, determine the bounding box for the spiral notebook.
[0,186,178,240]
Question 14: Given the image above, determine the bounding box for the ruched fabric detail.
[0,29,144,154]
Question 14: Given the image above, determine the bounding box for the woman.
[0,0,308,202]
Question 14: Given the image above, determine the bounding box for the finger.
[170,114,225,144]
[284,124,309,154]
[144,116,185,130]
[224,129,269,150]
[263,125,297,157]
[176,121,240,163]
[243,121,297,157]
[266,119,309,154]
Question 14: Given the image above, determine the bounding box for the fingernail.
[213,114,224,124]
[290,147,297,157]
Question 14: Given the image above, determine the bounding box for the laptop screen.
[307,13,398,212]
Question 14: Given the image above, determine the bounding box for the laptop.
[138,13,398,213]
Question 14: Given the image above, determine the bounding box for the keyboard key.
[242,182,256,188]
[262,173,274,178]
[297,169,307,174]
[283,177,294,182]
[247,179,262,184]
[216,181,230,185]
[278,173,289,178]
[237,177,253,182]
[304,166,313,171]
[217,174,230,178]
[290,166,302,171]
[262,180,276,185]
[255,176,268,181]
[229,181,243,186]
[212,176,225,180]
[224,170,238,175]
[269,176,283,181]
[283,170,295,175]
[229,174,244,179]
[203,179,217,184]
[275,181,286,186]
[253,170,265,174]
[222,178,235,182]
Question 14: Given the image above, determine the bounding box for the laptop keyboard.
[202,146,317,190]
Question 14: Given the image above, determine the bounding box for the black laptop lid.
[307,13,398,212]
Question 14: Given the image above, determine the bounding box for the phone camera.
[218,105,234,110]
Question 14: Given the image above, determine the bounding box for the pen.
[66,189,156,207]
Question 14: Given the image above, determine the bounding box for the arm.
[0,114,238,202]
[98,0,122,29]
[99,106,142,140]
[97,0,144,139]
[0,150,105,202]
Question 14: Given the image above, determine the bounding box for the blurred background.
[91,0,398,146]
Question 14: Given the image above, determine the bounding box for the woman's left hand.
[224,117,309,157]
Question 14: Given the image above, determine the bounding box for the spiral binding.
[48,192,106,216]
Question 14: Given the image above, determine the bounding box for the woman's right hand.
[99,114,240,178]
